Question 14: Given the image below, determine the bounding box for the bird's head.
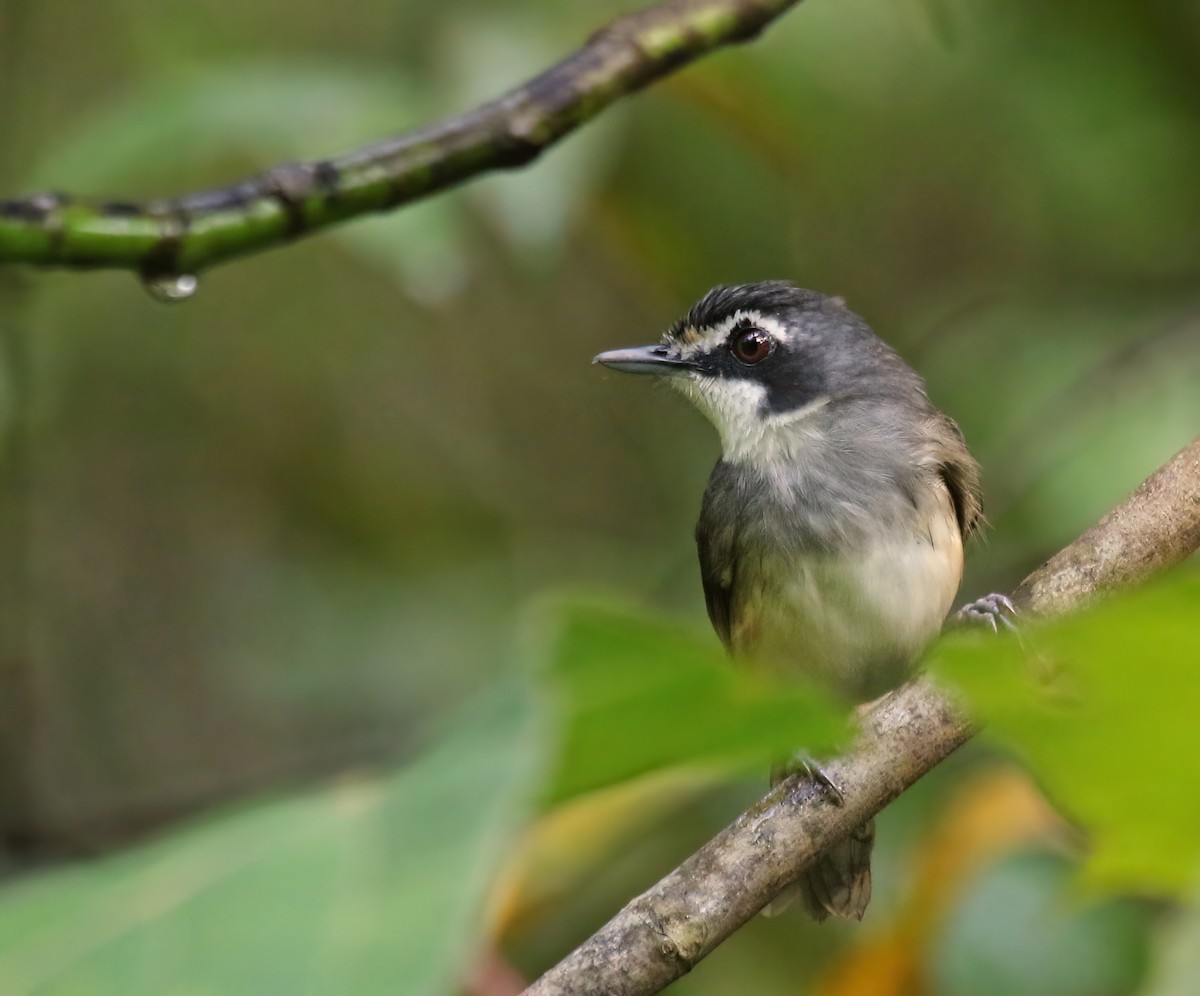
[595,281,923,462]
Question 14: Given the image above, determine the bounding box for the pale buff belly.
[730,499,964,700]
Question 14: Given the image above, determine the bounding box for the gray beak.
[593,344,688,375]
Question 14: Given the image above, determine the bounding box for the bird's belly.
[731,527,963,700]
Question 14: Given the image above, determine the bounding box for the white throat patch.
[671,377,830,464]
[668,310,828,464]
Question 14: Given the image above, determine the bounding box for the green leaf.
[532,599,848,804]
[0,678,545,996]
[930,570,1200,896]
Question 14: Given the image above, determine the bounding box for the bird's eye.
[730,326,773,364]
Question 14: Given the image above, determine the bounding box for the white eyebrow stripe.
[675,309,789,360]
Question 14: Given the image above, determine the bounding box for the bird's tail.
[763,818,875,921]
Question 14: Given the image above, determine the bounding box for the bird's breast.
[731,488,964,700]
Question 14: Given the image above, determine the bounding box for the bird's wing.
[696,524,735,650]
[927,412,984,539]
[695,463,738,651]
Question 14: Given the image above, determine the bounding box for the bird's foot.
[772,754,845,807]
[954,592,1018,633]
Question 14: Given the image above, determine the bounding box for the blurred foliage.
[537,600,847,803]
[1,0,1198,993]
[933,572,1200,898]
[932,851,1150,996]
[0,680,545,995]
[1143,882,1200,996]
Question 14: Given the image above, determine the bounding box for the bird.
[594,280,1012,922]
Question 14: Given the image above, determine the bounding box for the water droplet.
[140,272,198,303]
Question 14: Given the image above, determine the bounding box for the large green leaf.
[0,678,544,996]
[533,599,849,804]
[930,570,1200,896]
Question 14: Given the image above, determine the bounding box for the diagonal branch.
[524,435,1200,996]
[0,0,802,280]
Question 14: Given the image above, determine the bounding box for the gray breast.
[695,409,966,699]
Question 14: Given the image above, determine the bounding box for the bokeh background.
[1,0,1198,993]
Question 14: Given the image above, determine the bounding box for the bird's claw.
[773,755,845,807]
[954,592,1018,633]
[802,760,846,807]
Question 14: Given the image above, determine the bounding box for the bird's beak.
[593,344,689,375]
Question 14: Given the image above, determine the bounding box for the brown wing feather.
[929,413,984,539]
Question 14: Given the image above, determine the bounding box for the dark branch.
[0,0,802,280]
[523,435,1200,996]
